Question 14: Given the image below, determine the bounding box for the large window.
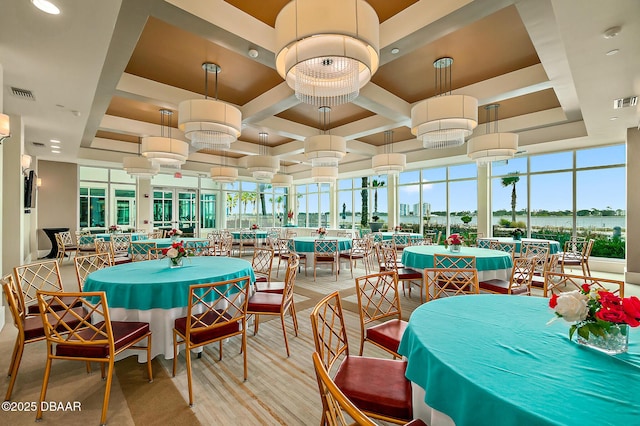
[295,183,331,227]
[79,187,106,228]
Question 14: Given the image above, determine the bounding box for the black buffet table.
[43,227,69,259]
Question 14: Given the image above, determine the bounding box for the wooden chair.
[355,270,407,358]
[184,239,212,256]
[311,353,427,426]
[111,233,132,257]
[55,232,77,264]
[380,244,423,302]
[392,233,411,253]
[479,256,536,295]
[247,254,299,357]
[35,290,153,425]
[543,272,624,298]
[255,251,297,294]
[172,276,251,406]
[74,231,96,254]
[148,247,168,260]
[339,237,370,277]
[251,246,274,284]
[1,275,77,400]
[560,238,595,276]
[314,239,340,281]
[489,240,517,260]
[236,231,256,257]
[149,229,163,239]
[521,241,550,288]
[14,259,68,315]
[424,267,479,301]
[131,241,158,261]
[310,291,413,425]
[433,253,476,269]
[74,253,112,290]
[477,238,496,249]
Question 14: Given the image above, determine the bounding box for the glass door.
[153,188,200,236]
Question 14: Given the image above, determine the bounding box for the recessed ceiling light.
[610,117,618,121]
[51,150,61,154]
[603,26,622,39]
[51,145,61,149]
[50,139,60,143]
[391,48,400,54]
[606,49,620,56]
[31,0,60,15]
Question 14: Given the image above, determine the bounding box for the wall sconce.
[21,154,32,175]
[0,113,10,143]
[36,178,42,188]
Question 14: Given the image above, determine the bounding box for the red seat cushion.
[255,281,285,294]
[56,321,149,358]
[114,256,132,265]
[366,319,407,353]
[334,356,412,421]
[480,279,528,295]
[23,307,87,341]
[247,292,282,313]
[174,310,239,345]
[315,255,336,262]
[397,268,422,280]
[27,296,82,315]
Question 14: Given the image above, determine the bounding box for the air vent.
[613,96,638,109]
[11,87,35,101]
[31,141,46,147]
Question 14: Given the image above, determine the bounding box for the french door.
[152,188,199,236]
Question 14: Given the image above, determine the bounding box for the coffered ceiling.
[1,0,639,181]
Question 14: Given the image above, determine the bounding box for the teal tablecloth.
[479,237,561,254]
[292,236,352,252]
[398,295,640,426]
[230,231,269,239]
[83,257,255,310]
[146,237,209,248]
[378,232,423,241]
[401,245,513,271]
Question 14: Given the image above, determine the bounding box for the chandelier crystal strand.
[295,56,360,106]
[372,129,406,174]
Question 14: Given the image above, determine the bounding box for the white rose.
[555,290,589,322]
[166,248,179,258]
[176,230,183,235]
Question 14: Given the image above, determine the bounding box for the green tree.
[371,178,385,214]
[501,172,520,223]
[361,177,369,227]
[241,191,256,215]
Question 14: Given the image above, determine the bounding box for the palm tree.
[371,179,385,214]
[501,172,520,223]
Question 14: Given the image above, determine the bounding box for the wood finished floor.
[0,254,631,425]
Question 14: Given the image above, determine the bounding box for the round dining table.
[401,245,513,281]
[478,237,561,254]
[378,232,423,241]
[146,237,209,248]
[84,257,255,360]
[398,295,640,426]
[291,236,352,253]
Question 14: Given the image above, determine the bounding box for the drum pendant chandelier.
[372,130,406,175]
[467,104,518,165]
[411,57,478,149]
[210,144,238,183]
[246,132,280,181]
[305,106,346,167]
[312,166,338,183]
[123,137,159,178]
[275,0,379,107]
[178,63,242,151]
[141,109,189,167]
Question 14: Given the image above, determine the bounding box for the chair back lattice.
[477,238,496,249]
[543,272,624,298]
[184,276,251,344]
[379,244,400,272]
[281,254,300,311]
[336,231,353,238]
[184,240,211,256]
[252,247,274,282]
[521,242,549,275]
[489,241,517,258]
[424,268,479,301]
[37,290,112,352]
[411,237,432,246]
[131,242,158,261]
[433,253,476,269]
[314,239,338,256]
[372,232,384,243]
[74,253,112,290]
[360,228,372,237]
[509,256,537,295]
[392,234,411,249]
[75,231,94,251]
[2,274,26,328]
[148,247,167,260]
[149,230,164,239]
[58,231,75,246]
[350,238,369,256]
[285,231,298,238]
[94,238,110,255]
[111,234,132,255]
[355,271,401,331]
[312,352,377,426]
[14,260,64,309]
[310,291,349,372]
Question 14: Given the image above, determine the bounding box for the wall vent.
[613,96,638,109]
[11,87,36,101]
[31,141,46,147]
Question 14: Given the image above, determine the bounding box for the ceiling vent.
[11,87,35,101]
[31,141,46,147]
[613,96,638,109]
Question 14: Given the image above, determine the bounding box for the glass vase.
[170,235,178,242]
[450,244,461,253]
[576,323,629,355]
[169,257,183,268]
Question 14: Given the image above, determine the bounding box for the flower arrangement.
[443,233,464,247]
[549,284,640,342]
[108,225,120,233]
[394,225,402,232]
[287,210,294,220]
[251,224,259,230]
[162,241,192,267]
[167,228,182,238]
[371,215,380,222]
[512,228,525,239]
[317,227,327,236]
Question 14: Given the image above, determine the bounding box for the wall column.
[137,178,152,231]
[477,165,491,237]
[2,114,25,274]
[625,127,640,284]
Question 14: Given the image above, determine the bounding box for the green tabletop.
[378,232,423,240]
[84,257,255,310]
[146,237,209,248]
[79,232,148,244]
[479,237,561,254]
[292,236,352,252]
[398,295,640,426]
[401,245,513,271]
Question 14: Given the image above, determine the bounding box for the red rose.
[161,248,168,255]
[596,308,627,323]
[581,283,591,293]
[598,291,622,309]
[549,294,558,308]
[622,297,640,327]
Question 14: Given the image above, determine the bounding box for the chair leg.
[7,338,19,377]
[5,339,24,400]
[281,314,290,357]
[100,361,115,425]
[146,335,153,383]
[186,349,194,407]
[290,304,299,336]
[253,314,260,335]
[219,340,224,360]
[359,338,366,356]
[35,357,53,421]
[172,332,178,377]
[242,327,248,381]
